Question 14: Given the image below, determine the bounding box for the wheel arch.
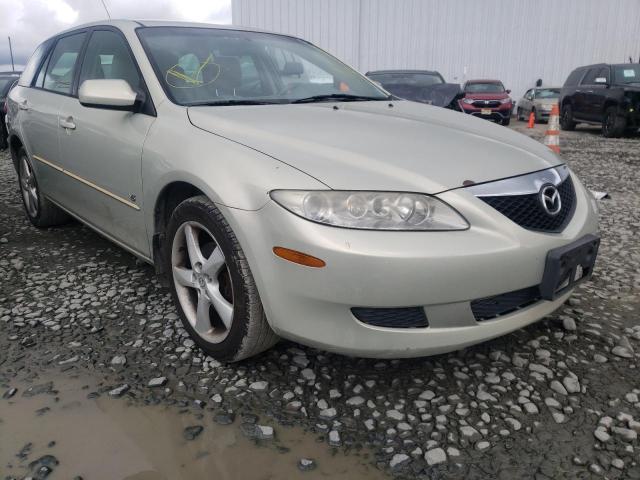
[602,99,620,114]
[152,181,206,274]
[8,134,24,172]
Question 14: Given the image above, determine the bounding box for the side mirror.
[79,79,139,110]
[594,77,608,85]
[506,89,511,94]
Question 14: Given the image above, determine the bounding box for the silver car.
[517,87,561,123]
[6,21,599,361]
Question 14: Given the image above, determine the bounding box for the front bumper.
[459,102,512,123]
[222,174,598,358]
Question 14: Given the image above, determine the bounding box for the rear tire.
[560,104,576,131]
[602,106,626,138]
[17,147,69,228]
[516,107,523,121]
[165,195,278,362]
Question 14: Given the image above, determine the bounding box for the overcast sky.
[0,0,232,71]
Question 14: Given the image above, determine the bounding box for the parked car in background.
[365,69,462,109]
[1,71,21,150]
[559,63,640,137]
[516,87,560,123]
[7,21,599,361]
[459,79,513,125]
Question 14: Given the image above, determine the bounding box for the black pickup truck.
[559,63,640,137]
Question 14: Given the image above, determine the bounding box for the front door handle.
[18,100,30,111]
[59,117,76,130]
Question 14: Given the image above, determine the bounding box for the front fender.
[141,104,325,254]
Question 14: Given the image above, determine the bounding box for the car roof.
[366,70,442,76]
[465,79,502,84]
[576,63,640,70]
[54,19,281,38]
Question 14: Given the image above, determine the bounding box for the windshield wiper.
[188,99,286,107]
[291,93,389,104]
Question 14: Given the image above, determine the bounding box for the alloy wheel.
[171,221,234,343]
[19,156,39,218]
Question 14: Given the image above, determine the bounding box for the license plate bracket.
[540,234,600,300]
[481,108,492,115]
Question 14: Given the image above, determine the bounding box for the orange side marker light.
[273,247,326,268]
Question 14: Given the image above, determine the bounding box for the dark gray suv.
[559,63,640,137]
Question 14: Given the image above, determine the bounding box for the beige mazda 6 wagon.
[6,20,600,361]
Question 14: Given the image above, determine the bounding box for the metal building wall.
[232,0,640,100]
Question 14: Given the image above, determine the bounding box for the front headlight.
[500,97,512,104]
[462,98,475,104]
[270,191,469,231]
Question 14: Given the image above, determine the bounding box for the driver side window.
[79,30,141,90]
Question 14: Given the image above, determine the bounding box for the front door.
[57,29,155,256]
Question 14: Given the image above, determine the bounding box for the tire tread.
[167,195,278,362]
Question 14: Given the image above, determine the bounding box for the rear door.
[56,27,155,256]
[18,32,87,199]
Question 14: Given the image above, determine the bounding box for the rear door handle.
[59,117,76,130]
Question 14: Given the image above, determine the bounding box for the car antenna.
[8,36,15,72]
[99,0,112,19]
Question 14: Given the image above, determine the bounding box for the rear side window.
[581,67,609,85]
[42,33,86,94]
[18,40,52,87]
[563,69,583,87]
[79,30,141,90]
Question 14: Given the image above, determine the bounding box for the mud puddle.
[1,374,387,480]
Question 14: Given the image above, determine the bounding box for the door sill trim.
[46,195,154,265]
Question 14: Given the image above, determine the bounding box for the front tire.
[560,104,576,131]
[165,195,278,362]
[502,116,511,126]
[17,147,69,228]
[602,106,626,138]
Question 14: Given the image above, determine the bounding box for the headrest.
[208,56,241,91]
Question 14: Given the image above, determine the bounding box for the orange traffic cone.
[527,111,535,128]
[544,104,561,153]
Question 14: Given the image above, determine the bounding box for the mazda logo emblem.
[540,184,562,216]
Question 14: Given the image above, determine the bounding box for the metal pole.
[8,36,15,72]
[99,0,111,19]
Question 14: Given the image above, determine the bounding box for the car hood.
[463,92,510,100]
[534,98,559,106]
[187,100,561,193]
[613,83,640,92]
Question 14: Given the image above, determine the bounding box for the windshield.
[535,88,560,99]
[366,72,443,101]
[368,72,443,88]
[613,65,640,85]
[465,82,504,93]
[137,27,388,106]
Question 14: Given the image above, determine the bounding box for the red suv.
[458,79,513,125]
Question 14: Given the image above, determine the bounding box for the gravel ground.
[1,122,639,479]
